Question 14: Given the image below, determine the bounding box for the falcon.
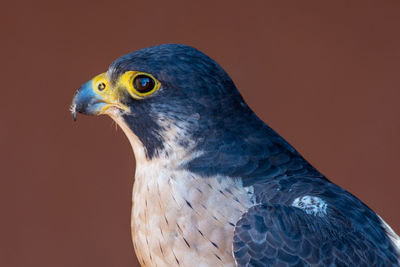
[71,44,400,266]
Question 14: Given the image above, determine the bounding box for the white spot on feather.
[292,195,327,217]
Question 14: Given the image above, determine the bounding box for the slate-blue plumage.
[73,44,400,266]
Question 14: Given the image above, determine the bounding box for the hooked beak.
[70,79,129,121]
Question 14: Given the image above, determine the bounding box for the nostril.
[98,82,106,91]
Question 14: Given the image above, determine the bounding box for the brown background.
[1,1,399,266]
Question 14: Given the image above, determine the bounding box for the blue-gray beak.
[70,80,113,121]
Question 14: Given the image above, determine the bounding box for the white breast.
[132,162,253,267]
[110,112,254,267]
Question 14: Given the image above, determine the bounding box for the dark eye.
[133,75,155,94]
[97,82,106,91]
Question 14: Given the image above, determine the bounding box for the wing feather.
[233,203,399,266]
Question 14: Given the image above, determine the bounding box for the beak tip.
[70,103,77,121]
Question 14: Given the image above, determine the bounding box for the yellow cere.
[119,71,161,99]
[91,72,130,114]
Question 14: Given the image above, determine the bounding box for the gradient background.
[2,1,399,266]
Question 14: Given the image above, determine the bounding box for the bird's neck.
[110,111,197,167]
[111,108,320,184]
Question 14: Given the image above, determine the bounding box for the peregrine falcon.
[71,44,400,266]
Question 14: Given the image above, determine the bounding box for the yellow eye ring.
[120,71,161,99]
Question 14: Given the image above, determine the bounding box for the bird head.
[71,44,252,161]
[71,44,311,180]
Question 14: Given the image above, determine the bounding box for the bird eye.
[133,75,155,94]
[120,71,160,99]
[97,82,106,91]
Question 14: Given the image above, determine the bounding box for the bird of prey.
[71,44,400,266]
